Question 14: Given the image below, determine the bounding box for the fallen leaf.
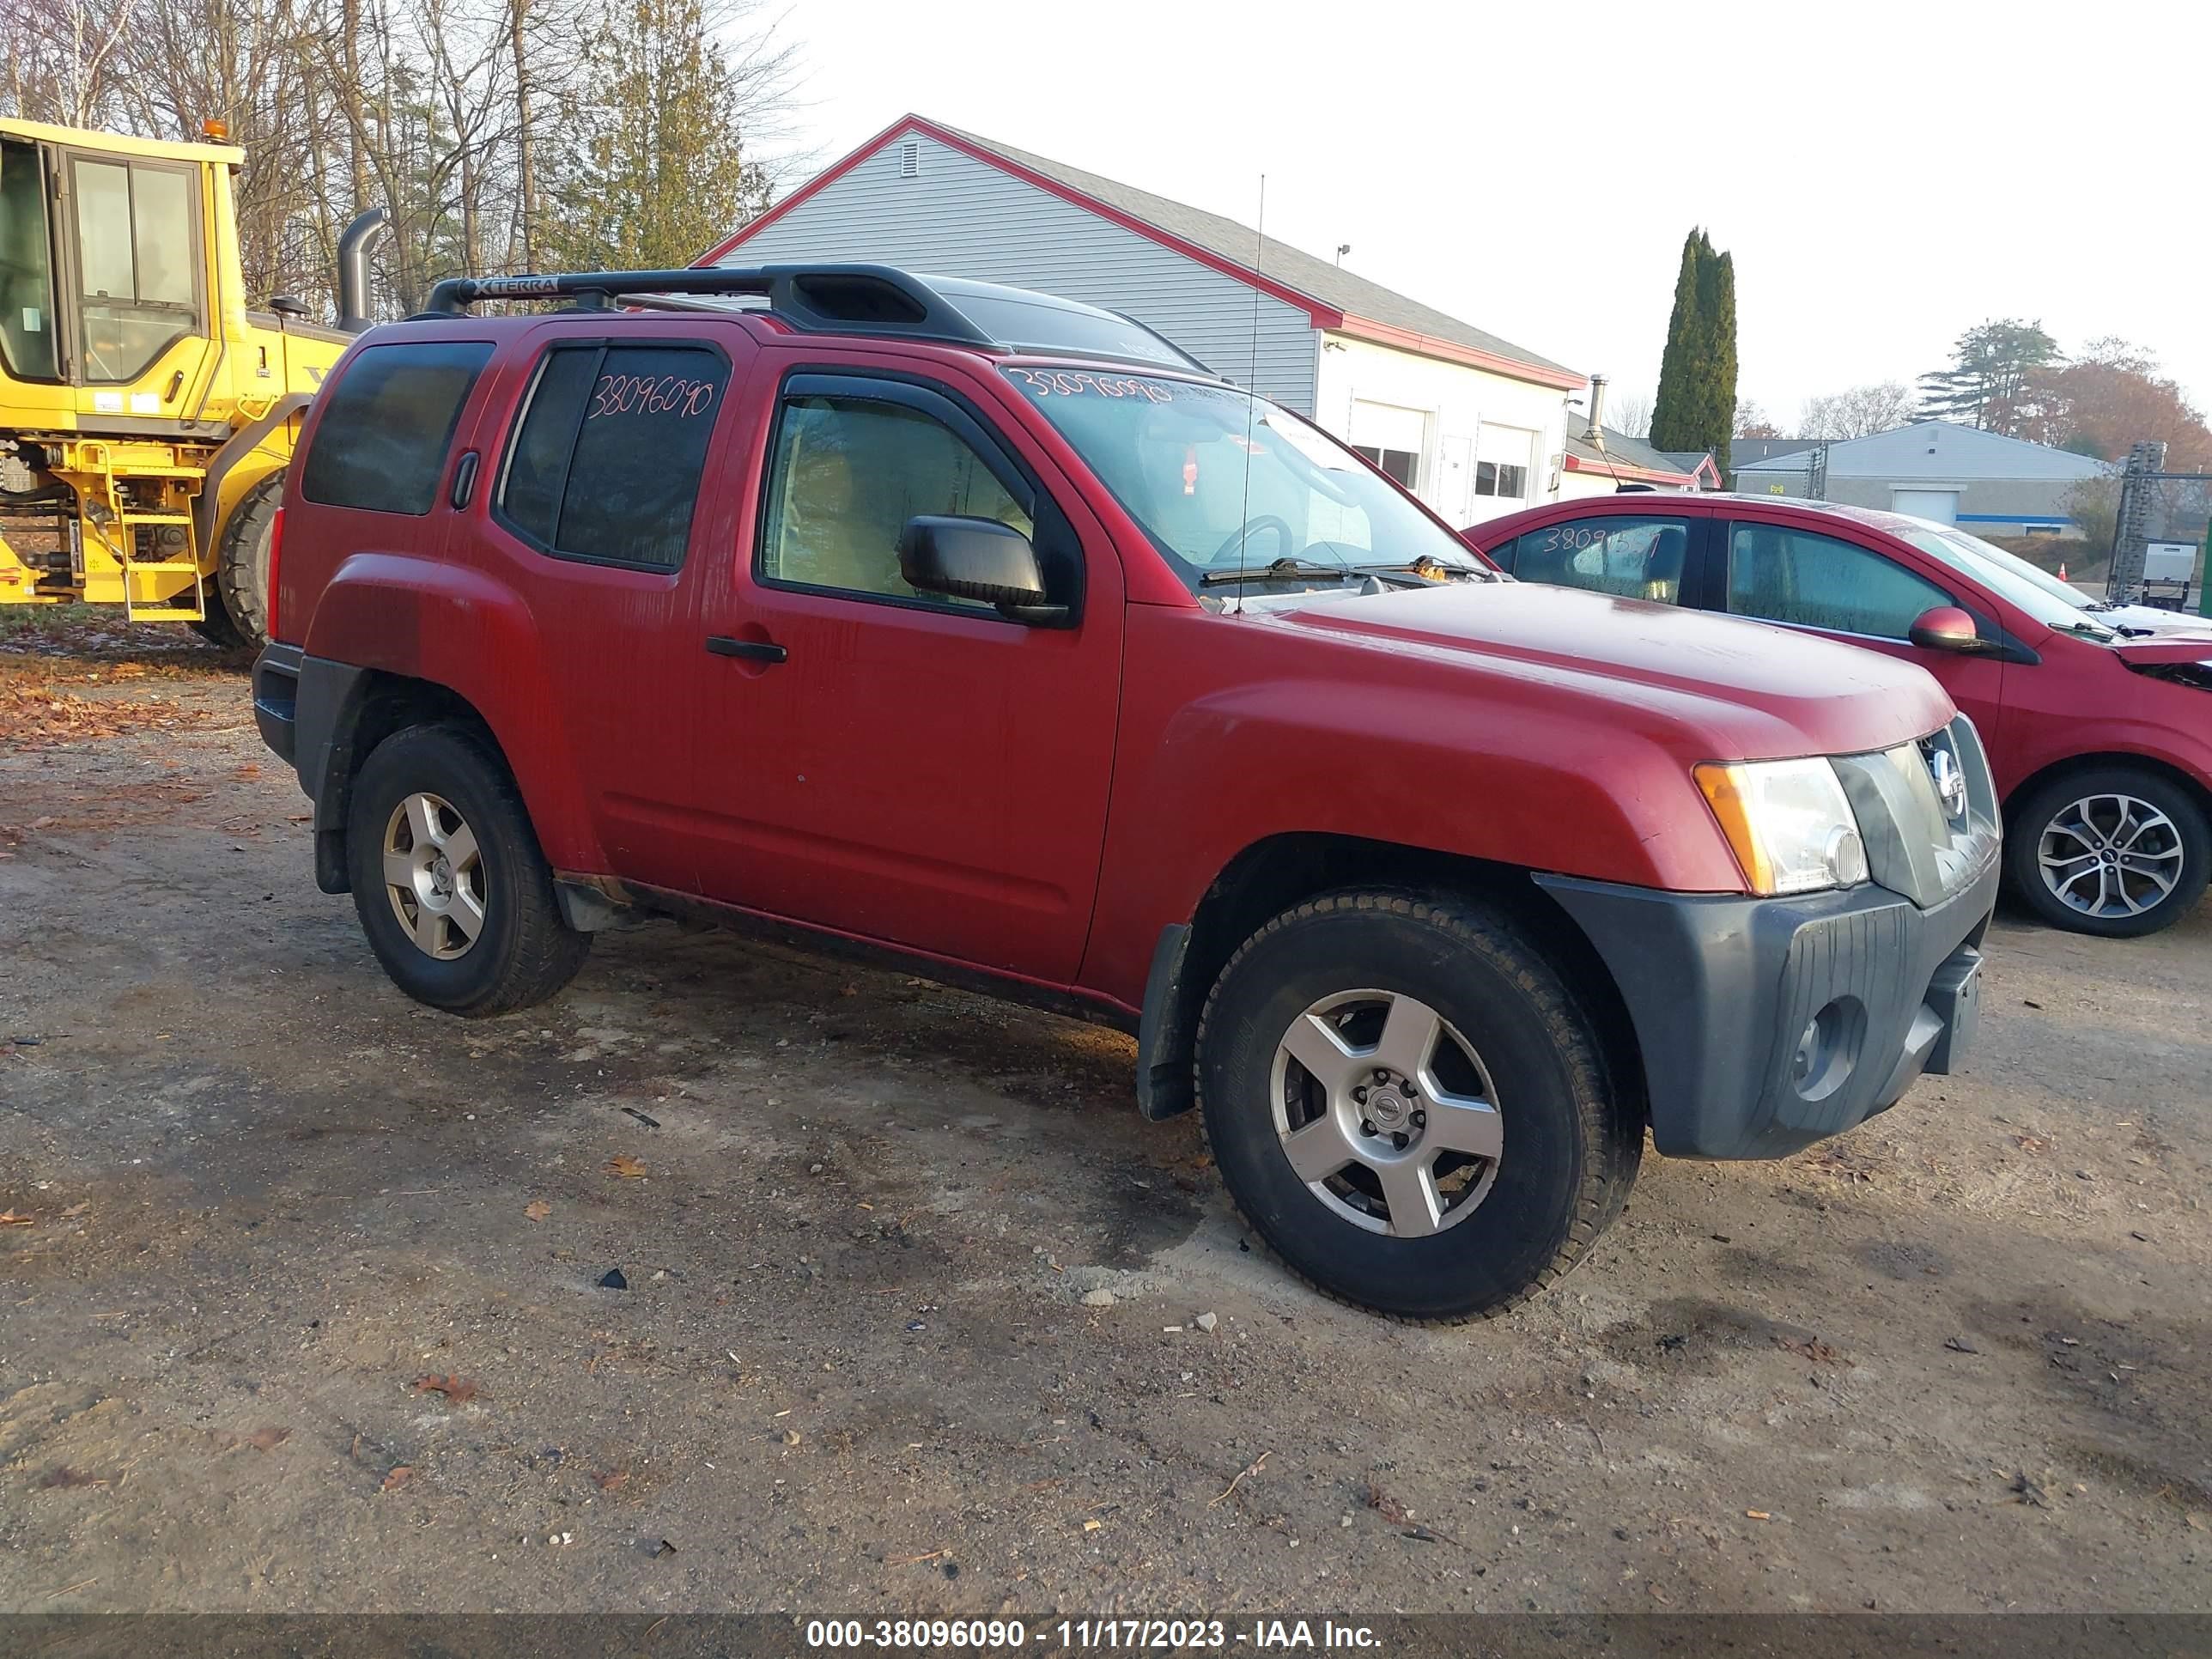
[0,1211,32,1227]
[413,1374,482,1405]
[40,1466,108,1489]
[2014,1133,2051,1154]
[60,1202,91,1218]
[2010,1470,2051,1510]
[606,1156,647,1179]
[381,1466,414,1492]
[596,1468,629,1492]
[524,1200,551,1221]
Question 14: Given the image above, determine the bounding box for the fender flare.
[191,392,312,560]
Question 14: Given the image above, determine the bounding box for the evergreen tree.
[543,0,775,272]
[1650,228,1736,473]
[1917,319,2061,435]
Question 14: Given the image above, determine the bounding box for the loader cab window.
[69,157,202,384]
[0,139,58,380]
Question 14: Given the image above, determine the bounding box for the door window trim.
[751,367,1082,623]
[489,333,733,573]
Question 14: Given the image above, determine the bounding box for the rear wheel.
[345,721,591,1014]
[2008,767,2210,938]
[214,471,285,647]
[1195,890,1640,1322]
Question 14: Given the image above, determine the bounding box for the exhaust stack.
[337,208,392,333]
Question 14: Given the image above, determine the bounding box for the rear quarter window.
[300,340,494,514]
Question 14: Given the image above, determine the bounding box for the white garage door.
[1891,489,1959,525]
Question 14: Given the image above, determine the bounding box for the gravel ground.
[2,620,2208,1618]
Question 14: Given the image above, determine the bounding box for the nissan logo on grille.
[1928,744,1967,822]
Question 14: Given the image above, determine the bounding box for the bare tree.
[1607,389,1654,441]
[1733,397,1779,439]
[1800,381,1916,441]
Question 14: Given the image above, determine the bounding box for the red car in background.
[1462,494,2212,937]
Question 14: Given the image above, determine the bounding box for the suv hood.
[1272,581,1955,759]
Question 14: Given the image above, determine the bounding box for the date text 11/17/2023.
[802,1619,1382,1650]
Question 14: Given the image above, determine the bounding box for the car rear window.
[299,340,493,514]
[495,341,728,569]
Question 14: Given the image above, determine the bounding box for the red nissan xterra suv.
[252,264,2000,1321]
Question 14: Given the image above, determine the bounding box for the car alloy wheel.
[1269,988,1504,1237]
[2037,792,2185,921]
[382,791,487,959]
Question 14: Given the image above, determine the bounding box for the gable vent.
[898,139,921,179]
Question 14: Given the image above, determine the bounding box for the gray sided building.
[1733,421,2111,537]
[700,115,1587,532]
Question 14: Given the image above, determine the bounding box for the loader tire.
[215,471,285,647]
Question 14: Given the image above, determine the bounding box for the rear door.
[1715,516,2006,744]
[455,323,754,893]
[684,356,1126,982]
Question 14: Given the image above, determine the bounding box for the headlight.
[1694,758,1869,896]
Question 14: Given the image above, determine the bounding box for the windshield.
[1890,517,2118,641]
[0,138,58,380]
[1002,366,1484,590]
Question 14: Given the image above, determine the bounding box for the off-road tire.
[214,470,285,648]
[346,720,591,1015]
[2007,766,2210,939]
[1195,890,1641,1322]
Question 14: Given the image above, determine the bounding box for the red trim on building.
[697,115,1583,394]
[1562,453,1698,487]
[1332,316,1585,392]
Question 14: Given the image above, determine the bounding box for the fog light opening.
[1790,997,1867,1104]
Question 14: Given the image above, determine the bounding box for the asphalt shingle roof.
[1565,416,1699,478]
[940,122,1578,384]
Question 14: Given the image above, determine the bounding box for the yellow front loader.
[0,117,386,644]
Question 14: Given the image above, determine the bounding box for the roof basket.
[416,263,996,348]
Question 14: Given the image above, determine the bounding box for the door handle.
[706,635,787,664]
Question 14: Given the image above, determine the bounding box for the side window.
[758,393,1033,608]
[70,157,201,384]
[1727,525,1948,640]
[299,340,493,514]
[496,342,728,568]
[1511,516,1692,603]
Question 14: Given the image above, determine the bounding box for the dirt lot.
[2,615,2209,1619]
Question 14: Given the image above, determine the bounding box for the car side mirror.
[898,515,1070,626]
[1908,605,1993,654]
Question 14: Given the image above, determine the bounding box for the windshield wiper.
[2048,619,2124,640]
[1200,557,1376,587]
[1200,557,1474,589]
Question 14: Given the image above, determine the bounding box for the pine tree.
[543,0,775,272]
[1650,228,1736,473]
[1917,319,2062,435]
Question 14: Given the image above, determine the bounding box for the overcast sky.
[757,0,2209,429]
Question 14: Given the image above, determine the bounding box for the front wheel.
[2008,768,2210,938]
[345,721,591,1015]
[1195,890,1640,1322]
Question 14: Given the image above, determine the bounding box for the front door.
[1716,520,2007,744]
[689,364,1125,983]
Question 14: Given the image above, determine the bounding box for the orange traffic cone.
[2057,561,2068,581]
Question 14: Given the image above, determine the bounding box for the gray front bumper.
[1537,850,1999,1159]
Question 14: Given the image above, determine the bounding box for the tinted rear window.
[495,342,728,568]
[301,340,493,514]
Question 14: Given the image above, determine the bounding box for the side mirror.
[898,515,1070,626]
[1907,605,1992,654]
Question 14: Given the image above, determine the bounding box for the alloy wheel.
[2037,793,2185,921]
[1268,988,1503,1237]
[382,791,487,959]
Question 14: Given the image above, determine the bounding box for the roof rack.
[417,263,997,349]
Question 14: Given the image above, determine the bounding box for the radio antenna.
[1231,174,1265,612]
